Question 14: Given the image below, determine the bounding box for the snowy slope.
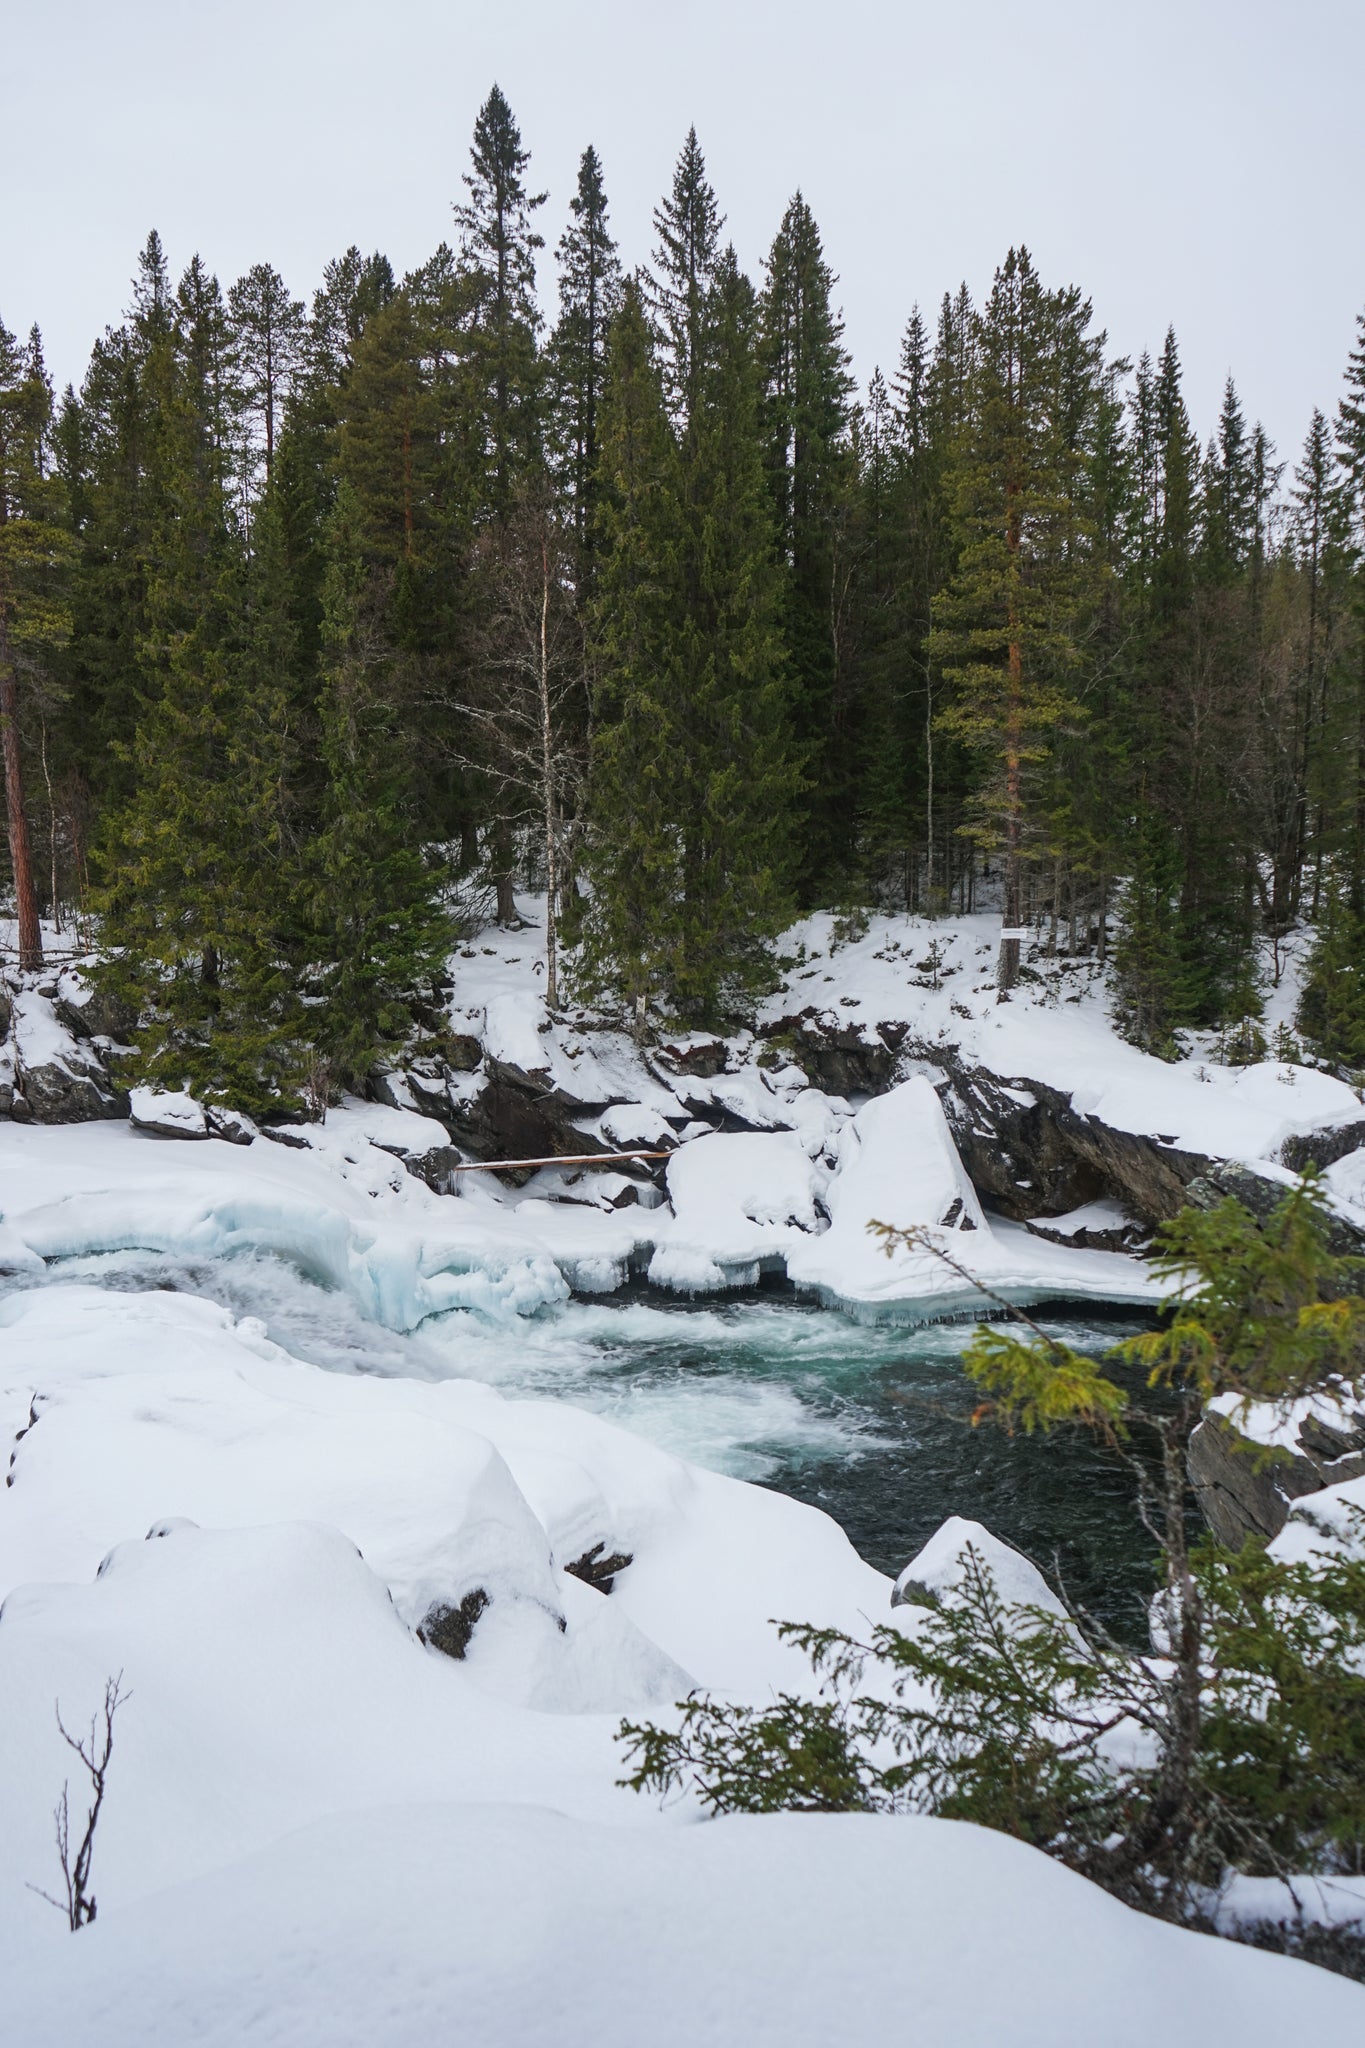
[1,1283,1360,2042]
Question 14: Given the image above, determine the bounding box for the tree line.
[1,84,1364,1111]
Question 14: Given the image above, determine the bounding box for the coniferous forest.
[3,84,1365,1113]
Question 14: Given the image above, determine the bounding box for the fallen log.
[448,1149,671,1174]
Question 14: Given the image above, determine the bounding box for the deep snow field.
[2,908,1364,2042]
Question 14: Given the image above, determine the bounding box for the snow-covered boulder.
[129,1086,209,1140]
[9,988,127,1124]
[892,1515,1068,1618]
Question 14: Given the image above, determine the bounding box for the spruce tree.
[453,84,545,523]
[578,283,687,1028]
[305,483,449,1089]
[759,193,855,899]
[648,128,722,431]
[549,145,623,573]
[94,494,303,1115]
[0,313,71,970]
[671,248,798,1016]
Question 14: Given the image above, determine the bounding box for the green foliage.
[619,1532,1365,1907]
[579,246,800,1028]
[625,1178,1365,1926]
[304,485,451,1089]
[1298,884,1365,1071]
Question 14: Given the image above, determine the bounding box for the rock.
[52,972,140,1045]
[1186,1410,1365,1545]
[1186,1161,1365,1256]
[938,1056,1210,1227]
[563,1542,633,1594]
[20,1054,127,1124]
[892,1516,1068,1619]
[205,1105,258,1146]
[653,1034,729,1079]
[762,1007,898,1095]
[1281,1120,1365,1174]
[129,1087,210,1140]
[0,980,12,1038]
[260,1124,312,1151]
[417,1588,490,1659]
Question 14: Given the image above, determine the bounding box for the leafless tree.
[29,1673,130,1930]
[456,489,588,1002]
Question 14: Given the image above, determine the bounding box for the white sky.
[3,0,1362,466]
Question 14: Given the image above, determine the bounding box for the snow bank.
[5,1800,1358,2047]
[786,1078,1157,1315]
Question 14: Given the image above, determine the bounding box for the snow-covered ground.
[2,908,1364,2037]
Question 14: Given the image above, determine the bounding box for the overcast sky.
[3,0,1362,464]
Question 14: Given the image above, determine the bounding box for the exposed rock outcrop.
[935,1056,1211,1228]
[1188,1405,1365,1545]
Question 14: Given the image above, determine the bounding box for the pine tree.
[549,145,623,572]
[453,84,546,523]
[759,193,855,898]
[306,483,449,1088]
[930,250,1106,990]
[227,262,307,498]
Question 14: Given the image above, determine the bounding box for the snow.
[762,909,1364,1163]
[128,1085,208,1138]
[785,1077,1155,1314]
[893,1514,1069,1618]
[0,1282,1355,2037]
[3,910,1364,2037]
[6,1804,1358,2048]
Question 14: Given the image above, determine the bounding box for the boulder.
[1188,1405,1365,1545]
[1186,1161,1365,1256]
[19,1052,127,1124]
[938,1055,1210,1227]
[761,1006,898,1095]
[129,1087,210,1140]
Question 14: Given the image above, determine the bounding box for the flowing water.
[5,1250,1160,1633]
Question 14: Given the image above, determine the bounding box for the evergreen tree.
[0,313,71,969]
[577,282,684,1030]
[306,483,449,1088]
[549,145,623,571]
[227,262,307,497]
[759,193,855,898]
[581,265,797,1026]
[93,495,303,1114]
[648,128,722,431]
[453,84,546,522]
[671,247,798,1016]
[930,250,1106,990]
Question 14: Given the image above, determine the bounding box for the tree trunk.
[998,538,1024,995]
[0,620,43,972]
[493,824,521,927]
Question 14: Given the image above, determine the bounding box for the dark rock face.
[762,1007,897,1095]
[1188,1408,1365,1545]
[936,1056,1210,1228]
[563,1542,633,1594]
[20,1053,128,1125]
[654,1036,728,1079]
[1186,1162,1365,1256]
[1281,1122,1365,1174]
[417,1588,490,1659]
